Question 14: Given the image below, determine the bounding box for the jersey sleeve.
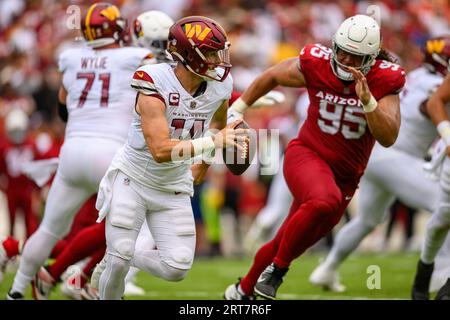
[130,66,165,103]
[298,43,331,86]
[371,62,406,100]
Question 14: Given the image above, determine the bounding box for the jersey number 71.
[76,72,111,108]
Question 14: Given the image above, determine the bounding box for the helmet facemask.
[331,40,377,81]
[172,39,231,82]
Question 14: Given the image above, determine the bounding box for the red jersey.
[295,43,406,182]
[0,137,38,194]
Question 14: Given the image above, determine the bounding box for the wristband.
[437,120,450,146]
[362,95,378,113]
[231,97,249,113]
[191,136,216,157]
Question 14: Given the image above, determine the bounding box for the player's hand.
[213,119,249,151]
[227,105,244,125]
[251,90,286,108]
[348,67,372,105]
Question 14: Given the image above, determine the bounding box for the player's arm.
[427,74,450,155]
[228,58,305,121]
[191,100,228,185]
[349,67,400,147]
[58,86,68,122]
[138,95,247,163]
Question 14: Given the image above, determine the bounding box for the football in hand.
[222,120,256,175]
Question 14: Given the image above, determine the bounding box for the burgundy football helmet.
[81,3,127,48]
[423,36,450,76]
[167,16,231,81]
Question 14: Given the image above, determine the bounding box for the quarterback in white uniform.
[310,38,450,293]
[7,3,152,300]
[96,16,247,300]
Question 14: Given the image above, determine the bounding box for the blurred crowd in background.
[1,0,449,258]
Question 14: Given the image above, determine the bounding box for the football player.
[29,9,176,300]
[412,39,450,300]
[309,36,450,293]
[96,15,247,300]
[7,3,153,300]
[0,109,40,239]
[224,14,406,300]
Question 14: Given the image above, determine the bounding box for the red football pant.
[240,142,356,295]
[48,221,106,281]
[6,190,38,238]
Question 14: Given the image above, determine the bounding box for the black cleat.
[411,260,434,300]
[254,263,288,300]
[435,278,450,300]
[6,290,24,300]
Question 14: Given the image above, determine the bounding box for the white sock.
[11,229,59,294]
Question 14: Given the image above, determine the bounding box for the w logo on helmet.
[100,5,121,21]
[184,23,211,41]
[427,39,445,54]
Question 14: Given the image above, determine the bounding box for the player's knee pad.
[109,238,135,261]
[429,204,450,231]
[357,215,381,231]
[160,261,189,282]
[163,246,194,271]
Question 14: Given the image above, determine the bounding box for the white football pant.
[99,171,195,300]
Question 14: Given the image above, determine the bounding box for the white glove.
[227,106,244,125]
[251,90,286,108]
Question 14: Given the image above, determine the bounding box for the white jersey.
[394,66,443,158]
[111,63,233,196]
[59,46,152,142]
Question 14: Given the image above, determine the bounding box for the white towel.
[21,158,60,187]
[96,168,120,223]
[423,139,446,181]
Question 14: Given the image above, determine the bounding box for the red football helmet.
[167,16,231,82]
[423,36,450,76]
[81,3,127,48]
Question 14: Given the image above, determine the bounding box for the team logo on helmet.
[184,23,211,41]
[100,5,121,21]
[427,39,445,54]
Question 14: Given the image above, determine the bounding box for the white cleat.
[224,281,255,300]
[124,281,146,296]
[90,256,107,290]
[32,266,56,300]
[60,278,82,300]
[80,283,99,300]
[309,264,346,293]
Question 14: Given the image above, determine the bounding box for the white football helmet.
[5,109,29,144]
[132,10,174,62]
[331,15,381,81]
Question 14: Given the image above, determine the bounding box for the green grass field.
[0,252,422,300]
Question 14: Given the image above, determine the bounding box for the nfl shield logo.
[190,101,197,109]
